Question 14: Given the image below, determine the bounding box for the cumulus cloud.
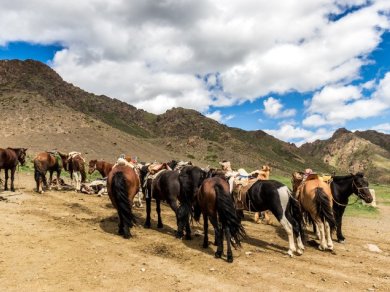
[264,124,334,146]
[303,72,390,127]
[263,97,296,118]
[0,0,389,114]
[205,110,235,123]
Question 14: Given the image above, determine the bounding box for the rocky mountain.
[300,128,390,183]
[0,59,336,175]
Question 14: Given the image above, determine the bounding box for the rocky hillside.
[1,59,331,174]
[300,128,390,183]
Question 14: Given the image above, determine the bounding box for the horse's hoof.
[215,251,222,258]
[327,245,334,251]
[175,232,183,239]
[157,223,163,229]
[144,223,151,229]
[185,234,192,240]
[118,229,124,235]
[337,239,345,244]
[287,250,294,257]
[318,245,326,251]
[296,249,304,256]
[227,255,233,263]
[202,243,208,249]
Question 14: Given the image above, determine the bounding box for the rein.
[332,195,360,207]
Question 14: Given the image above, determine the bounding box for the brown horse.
[67,152,87,191]
[88,160,113,178]
[194,177,245,263]
[0,148,27,192]
[292,172,336,251]
[33,151,69,193]
[107,165,140,238]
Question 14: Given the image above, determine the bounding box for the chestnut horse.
[67,152,87,191]
[88,160,113,178]
[33,151,69,193]
[292,172,336,251]
[0,148,27,192]
[194,177,246,263]
[107,165,140,238]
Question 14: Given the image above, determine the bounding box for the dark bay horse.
[0,148,27,192]
[194,177,245,263]
[107,165,140,238]
[67,152,87,191]
[330,173,373,242]
[243,180,305,256]
[88,160,113,178]
[33,151,69,193]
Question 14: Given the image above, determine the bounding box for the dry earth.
[0,173,389,291]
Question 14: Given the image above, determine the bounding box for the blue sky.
[1,1,390,145]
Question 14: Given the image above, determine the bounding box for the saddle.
[147,163,171,175]
[232,179,258,210]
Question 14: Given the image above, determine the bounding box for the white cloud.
[205,110,235,123]
[264,124,334,145]
[303,72,390,127]
[0,0,389,113]
[370,123,390,133]
[263,97,296,118]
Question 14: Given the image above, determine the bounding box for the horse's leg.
[225,227,233,263]
[202,213,209,248]
[144,195,152,228]
[56,171,62,190]
[296,234,305,254]
[156,198,163,228]
[316,221,327,251]
[324,221,334,250]
[4,169,9,191]
[210,216,223,258]
[335,207,346,243]
[10,167,16,192]
[280,216,298,257]
[48,171,53,190]
[137,191,143,207]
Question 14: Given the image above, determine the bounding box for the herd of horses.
[0,147,374,263]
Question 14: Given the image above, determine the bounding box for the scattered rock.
[209,268,216,271]
[344,280,351,285]
[245,251,252,256]
[367,244,382,253]
[140,268,146,272]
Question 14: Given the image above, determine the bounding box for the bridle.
[332,177,369,207]
[352,179,370,198]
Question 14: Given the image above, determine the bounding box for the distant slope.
[1,59,332,175]
[300,128,390,183]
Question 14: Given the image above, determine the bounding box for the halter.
[352,179,370,198]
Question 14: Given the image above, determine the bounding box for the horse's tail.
[215,183,246,246]
[315,187,336,232]
[193,199,202,222]
[287,190,306,244]
[111,171,136,228]
[33,160,46,186]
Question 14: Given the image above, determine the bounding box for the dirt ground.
[0,173,389,291]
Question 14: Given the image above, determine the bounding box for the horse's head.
[351,172,373,203]
[291,172,303,193]
[88,159,97,174]
[58,152,69,170]
[167,160,178,170]
[16,148,28,166]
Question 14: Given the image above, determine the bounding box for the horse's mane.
[332,172,364,181]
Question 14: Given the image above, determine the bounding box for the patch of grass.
[345,201,379,218]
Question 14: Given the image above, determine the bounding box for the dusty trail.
[0,174,389,291]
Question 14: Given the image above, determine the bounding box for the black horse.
[243,180,305,256]
[330,172,373,242]
[177,165,208,239]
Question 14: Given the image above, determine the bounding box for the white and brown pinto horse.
[67,152,87,191]
[292,172,336,251]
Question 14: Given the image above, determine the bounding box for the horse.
[0,148,27,192]
[251,165,272,224]
[139,162,181,231]
[240,179,305,256]
[330,173,373,242]
[177,165,208,239]
[67,152,87,191]
[33,151,69,193]
[292,172,336,251]
[88,160,113,178]
[194,177,246,263]
[107,164,140,238]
